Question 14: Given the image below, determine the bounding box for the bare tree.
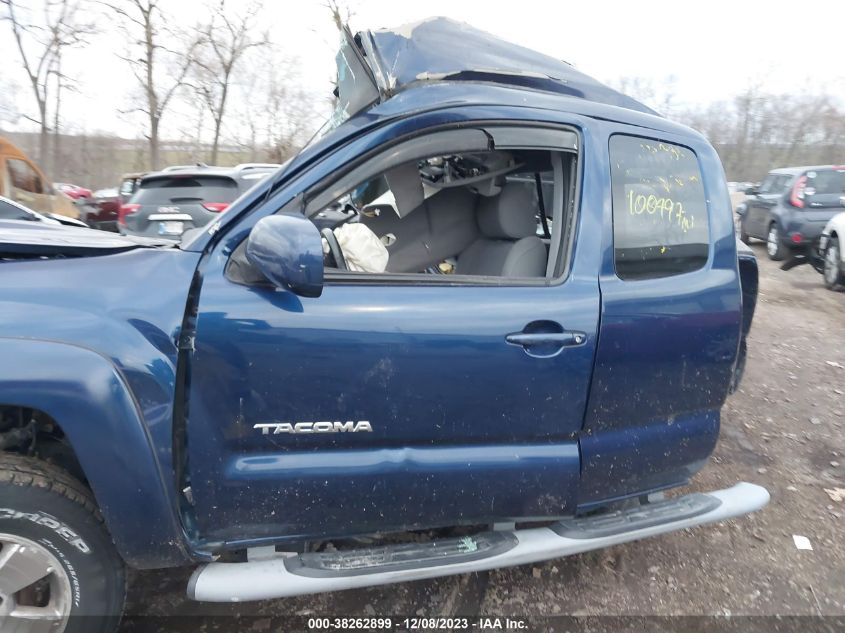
[262,72,316,163]
[105,0,200,169]
[1,0,94,166]
[611,75,845,181]
[672,84,845,181]
[191,0,267,164]
[232,52,323,164]
[51,52,62,177]
[325,0,350,32]
[610,75,678,117]
[0,73,19,125]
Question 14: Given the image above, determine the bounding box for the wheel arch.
[0,337,191,568]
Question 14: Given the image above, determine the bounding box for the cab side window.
[610,135,709,280]
[7,159,44,195]
[306,148,575,282]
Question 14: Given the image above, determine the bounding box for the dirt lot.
[121,243,844,629]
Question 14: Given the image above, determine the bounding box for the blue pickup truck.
[0,18,766,632]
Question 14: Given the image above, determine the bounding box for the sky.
[2,0,845,140]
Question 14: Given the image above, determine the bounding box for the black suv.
[118,163,280,240]
[738,165,845,260]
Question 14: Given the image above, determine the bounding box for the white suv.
[819,211,845,290]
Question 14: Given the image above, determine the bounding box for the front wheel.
[0,454,125,633]
[823,237,844,290]
[766,223,787,261]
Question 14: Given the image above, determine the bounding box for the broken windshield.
[329,28,381,130]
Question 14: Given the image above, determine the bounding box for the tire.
[823,236,845,290]
[0,453,125,633]
[766,223,787,261]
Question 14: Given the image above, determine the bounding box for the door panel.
[748,175,788,237]
[187,270,598,541]
[747,195,770,237]
[579,128,741,505]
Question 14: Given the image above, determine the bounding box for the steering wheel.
[321,228,348,271]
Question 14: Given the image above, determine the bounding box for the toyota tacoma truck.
[0,18,766,632]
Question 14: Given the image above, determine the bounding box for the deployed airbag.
[333,223,389,273]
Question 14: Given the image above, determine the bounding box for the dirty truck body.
[0,18,765,628]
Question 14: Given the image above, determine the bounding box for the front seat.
[456,183,547,277]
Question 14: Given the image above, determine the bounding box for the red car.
[79,172,147,232]
[54,182,93,200]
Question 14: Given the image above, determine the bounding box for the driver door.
[185,124,601,545]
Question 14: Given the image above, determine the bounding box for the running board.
[187,482,769,602]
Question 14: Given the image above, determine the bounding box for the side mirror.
[246,214,324,298]
[744,185,759,195]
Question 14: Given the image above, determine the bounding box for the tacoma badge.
[254,421,372,435]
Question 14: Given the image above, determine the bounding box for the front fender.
[0,338,191,568]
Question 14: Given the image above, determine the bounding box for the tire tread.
[0,452,102,523]
[0,452,126,631]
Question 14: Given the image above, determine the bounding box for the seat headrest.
[476,183,537,239]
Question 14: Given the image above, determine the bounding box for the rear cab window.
[610,135,710,280]
[130,176,238,205]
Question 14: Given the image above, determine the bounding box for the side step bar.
[188,482,769,602]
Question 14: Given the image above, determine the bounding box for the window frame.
[296,123,583,288]
[608,133,712,282]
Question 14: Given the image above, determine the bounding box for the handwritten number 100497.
[627,189,696,233]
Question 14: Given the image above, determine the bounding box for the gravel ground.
[120,242,845,629]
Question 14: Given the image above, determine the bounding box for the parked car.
[79,173,150,232]
[0,194,89,228]
[0,18,767,631]
[0,136,79,220]
[79,187,120,231]
[819,212,845,289]
[789,211,845,290]
[117,172,145,204]
[738,165,845,260]
[54,182,93,200]
[94,187,118,199]
[118,163,279,239]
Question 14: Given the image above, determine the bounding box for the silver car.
[118,163,280,240]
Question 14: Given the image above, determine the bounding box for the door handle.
[505,332,585,346]
[505,323,586,358]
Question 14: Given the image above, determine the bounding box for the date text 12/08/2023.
[306,616,529,630]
